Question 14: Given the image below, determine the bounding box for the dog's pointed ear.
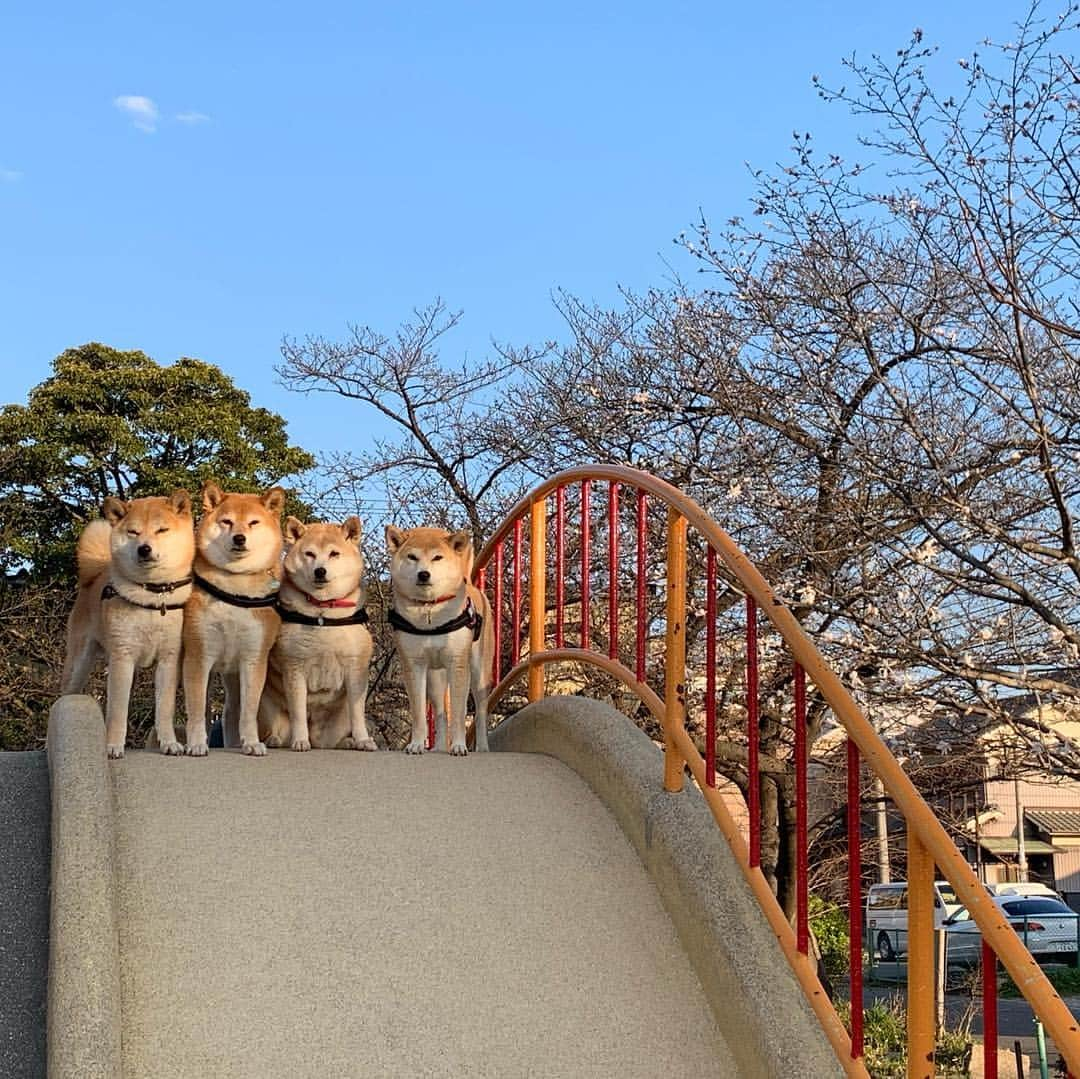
[169,489,192,516]
[342,516,362,544]
[385,525,405,553]
[202,482,224,511]
[262,486,286,515]
[449,530,474,578]
[449,530,473,556]
[102,497,128,524]
[284,517,306,544]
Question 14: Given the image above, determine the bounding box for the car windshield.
[937,883,959,905]
[947,906,973,924]
[1001,898,1073,916]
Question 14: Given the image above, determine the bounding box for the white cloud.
[113,95,159,133]
[175,110,210,125]
[0,167,22,182]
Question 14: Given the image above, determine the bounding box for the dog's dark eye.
[156,527,169,534]
[220,518,233,527]
[127,529,139,537]
[304,551,316,559]
[407,553,418,562]
[432,554,443,561]
[249,520,259,527]
[328,550,340,559]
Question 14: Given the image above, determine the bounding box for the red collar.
[290,582,357,609]
[415,591,461,606]
[411,579,467,606]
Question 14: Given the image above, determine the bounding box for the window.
[868,887,907,909]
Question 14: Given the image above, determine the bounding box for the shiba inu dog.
[61,491,195,758]
[183,483,284,756]
[258,516,376,751]
[385,525,494,755]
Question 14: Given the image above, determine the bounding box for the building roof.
[1026,808,1080,837]
[979,836,1059,855]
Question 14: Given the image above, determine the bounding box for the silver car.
[944,896,1079,967]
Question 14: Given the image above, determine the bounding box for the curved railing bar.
[475,464,1080,1073]
[488,648,861,1072]
[487,648,665,722]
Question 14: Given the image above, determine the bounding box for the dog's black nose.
[313,566,327,581]
[232,534,246,548]
[137,543,152,558]
[417,570,431,584]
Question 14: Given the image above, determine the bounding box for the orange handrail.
[474,465,1080,1076]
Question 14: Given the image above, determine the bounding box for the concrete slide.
[43,694,840,1078]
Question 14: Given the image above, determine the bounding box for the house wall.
[1053,849,1080,908]
[982,778,1080,907]
[980,778,1080,837]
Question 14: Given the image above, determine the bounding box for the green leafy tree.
[0,343,315,749]
[0,343,315,578]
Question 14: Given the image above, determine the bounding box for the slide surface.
[110,750,735,1078]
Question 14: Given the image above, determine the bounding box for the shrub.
[837,995,973,1078]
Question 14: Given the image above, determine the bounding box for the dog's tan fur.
[385,525,494,755]
[258,516,376,751]
[182,483,284,757]
[61,492,195,758]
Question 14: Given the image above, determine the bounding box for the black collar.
[276,602,369,627]
[192,571,279,608]
[388,598,482,640]
[101,579,190,616]
[142,575,193,594]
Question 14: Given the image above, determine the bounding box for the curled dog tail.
[75,519,112,586]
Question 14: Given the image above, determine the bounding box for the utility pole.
[1015,777,1029,883]
[875,776,890,883]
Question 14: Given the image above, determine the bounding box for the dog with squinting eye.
[182,483,284,757]
[385,525,494,755]
[257,516,376,751]
[61,491,196,758]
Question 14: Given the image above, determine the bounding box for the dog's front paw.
[242,740,267,757]
[405,739,426,755]
[185,741,208,757]
[159,740,185,756]
[107,744,125,760]
[450,742,469,757]
[291,738,311,752]
[344,736,377,751]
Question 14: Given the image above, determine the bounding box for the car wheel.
[876,930,897,962]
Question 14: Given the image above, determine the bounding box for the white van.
[866,880,970,961]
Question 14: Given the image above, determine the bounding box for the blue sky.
[0,1,1029,466]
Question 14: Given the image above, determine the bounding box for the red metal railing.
[472,465,1080,1078]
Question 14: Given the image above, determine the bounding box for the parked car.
[943,896,1079,967]
[866,880,987,961]
[988,882,1062,901]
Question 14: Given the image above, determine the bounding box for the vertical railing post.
[982,940,998,1079]
[847,738,864,1061]
[512,518,523,664]
[746,595,761,868]
[907,829,936,1079]
[529,497,547,702]
[555,485,565,649]
[664,508,687,793]
[794,662,809,955]
[705,546,717,789]
[493,541,504,684]
[608,480,620,661]
[580,480,591,649]
[635,489,647,684]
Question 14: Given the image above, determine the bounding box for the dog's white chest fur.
[203,600,273,671]
[396,629,471,672]
[102,603,184,668]
[274,624,367,697]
